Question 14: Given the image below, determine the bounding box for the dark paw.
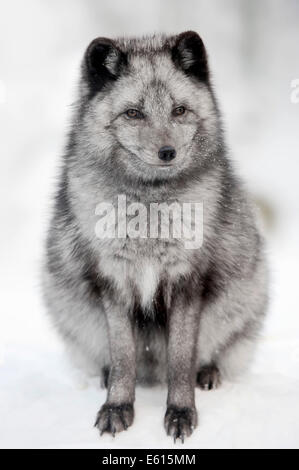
[196,364,221,390]
[95,403,134,436]
[164,406,197,443]
[101,366,110,389]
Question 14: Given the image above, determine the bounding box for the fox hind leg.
[196,364,221,390]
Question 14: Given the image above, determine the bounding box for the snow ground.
[1,0,299,449]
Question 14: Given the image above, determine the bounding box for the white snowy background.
[0,0,299,449]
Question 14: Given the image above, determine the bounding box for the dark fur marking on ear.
[172,31,209,83]
[84,37,127,97]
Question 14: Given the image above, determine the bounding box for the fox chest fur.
[97,234,196,311]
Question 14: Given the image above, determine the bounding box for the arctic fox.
[43,32,268,441]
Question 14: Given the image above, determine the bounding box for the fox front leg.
[165,289,200,442]
[95,297,136,436]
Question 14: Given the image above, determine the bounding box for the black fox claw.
[95,403,134,436]
[164,405,197,443]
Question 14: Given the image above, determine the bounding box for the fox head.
[76,32,223,183]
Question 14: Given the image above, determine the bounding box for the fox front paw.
[95,402,134,436]
[164,405,197,443]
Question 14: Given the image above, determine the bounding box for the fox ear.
[172,31,209,83]
[84,37,127,93]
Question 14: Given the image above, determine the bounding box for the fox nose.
[158,145,176,162]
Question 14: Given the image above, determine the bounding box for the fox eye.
[125,109,144,119]
[173,106,186,116]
